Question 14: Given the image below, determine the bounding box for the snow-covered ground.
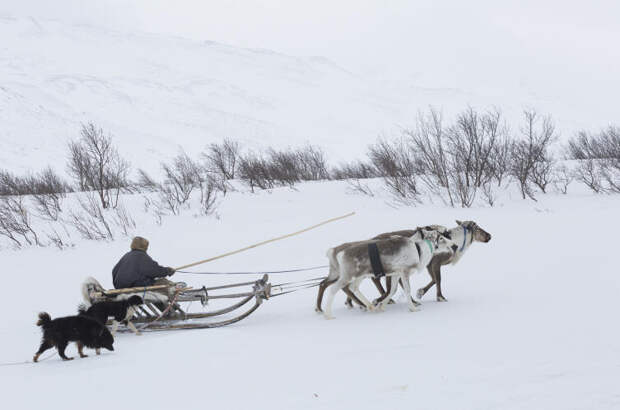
[2,180,619,409]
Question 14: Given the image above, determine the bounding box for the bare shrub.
[202,139,240,180]
[346,179,375,196]
[0,196,41,247]
[159,151,202,213]
[295,144,330,180]
[510,110,557,200]
[199,176,218,216]
[29,167,69,221]
[567,127,620,193]
[136,169,159,192]
[45,226,74,250]
[69,193,114,240]
[331,160,378,180]
[368,138,420,202]
[238,152,275,192]
[112,203,136,237]
[481,180,496,206]
[67,123,130,208]
[553,164,574,194]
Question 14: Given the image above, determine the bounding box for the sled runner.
[81,275,272,331]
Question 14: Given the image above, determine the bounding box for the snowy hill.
[0,15,408,173]
[0,14,582,175]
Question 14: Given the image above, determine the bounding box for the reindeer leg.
[373,276,392,307]
[378,276,399,310]
[342,286,365,309]
[401,272,419,312]
[315,277,337,313]
[324,279,345,320]
[400,277,421,307]
[435,266,447,302]
[417,265,436,299]
[350,277,374,312]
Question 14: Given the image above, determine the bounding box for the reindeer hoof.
[79,354,88,358]
[437,296,448,302]
[324,314,335,320]
[135,331,143,336]
[62,357,74,361]
[388,299,396,305]
[409,306,420,312]
[416,289,425,299]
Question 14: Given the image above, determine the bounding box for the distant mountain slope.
[0,17,380,172]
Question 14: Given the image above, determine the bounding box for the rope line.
[177,265,328,275]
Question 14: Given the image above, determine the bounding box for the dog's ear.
[455,220,463,226]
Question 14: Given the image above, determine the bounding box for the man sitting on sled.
[112,236,176,290]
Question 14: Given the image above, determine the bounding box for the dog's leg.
[315,277,337,313]
[33,340,53,362]
[96,348,101,355]
[57,341,73,361]
[76,341,88,358]
[126,321,142,336]
[111,320,119,336]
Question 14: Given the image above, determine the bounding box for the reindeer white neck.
[447,225,474,264]
[420,239,435,266]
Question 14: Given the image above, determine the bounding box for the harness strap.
[368,243,385,278]
[424,239,434,254]
[460,226,468,252]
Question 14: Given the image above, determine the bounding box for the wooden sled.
[81,275,272,332]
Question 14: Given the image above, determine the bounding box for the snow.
[1,180,619,409]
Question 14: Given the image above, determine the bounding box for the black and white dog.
[79,295,143,336]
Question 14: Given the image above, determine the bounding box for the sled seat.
[81,276,173,305]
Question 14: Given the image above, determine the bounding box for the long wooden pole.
[174,212,355,271]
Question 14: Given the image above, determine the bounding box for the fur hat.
[130,236,149,251]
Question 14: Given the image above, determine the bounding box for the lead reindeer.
[322,231,457,319]
[415,220,491,301]
[364,220,492,303]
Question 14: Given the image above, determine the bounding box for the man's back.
[112,249,168,289]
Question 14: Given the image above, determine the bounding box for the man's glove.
[166,267,176,276]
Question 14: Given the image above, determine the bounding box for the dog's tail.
[36,312,52,327]
[77,303,88,315]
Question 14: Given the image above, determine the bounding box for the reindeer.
[322,231,458,319]
[314,226,442,313]
[416,220,491,301]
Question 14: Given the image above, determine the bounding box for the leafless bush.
[112,203,136,237]
[45,226,74,250]
[238,152,274,192]
[331,160,378,180]
[136,169,159,192]
[406,109,453,204]
[481,180,496,206]
[67,123,130,209]
[0,196,42,247]
[159,151,202,212]
[295,144,330,180]
[346,179,375,196]
[202,139,240,180]
[368,138,420,203]
[199,176,218,216]
[553,164,574,194]
[509,110,557,200]
[29,167,69,221]
[68,193,114,240]
[567,127,620,193]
